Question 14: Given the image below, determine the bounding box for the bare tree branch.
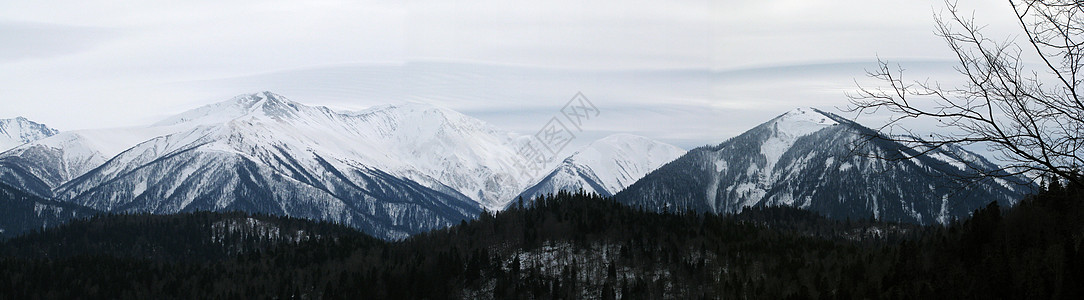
[848,0,1084,187]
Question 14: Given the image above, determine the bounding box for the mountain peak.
[575,134,685,163]
[0,117,59,152]
[516,134,686,203]
[231,91,301,114]
[767,107,841,139]
[155,91,317,127]
[594,133,656,144]
[777,107,839,125]
[248,91,304,119]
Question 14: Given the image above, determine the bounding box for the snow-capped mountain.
[144,93,529,211]
[514,134,685,206]
[615,108,1034,224]
[0,117,58,152]
[0,92,546,239]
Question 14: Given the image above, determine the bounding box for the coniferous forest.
[0,184,1082,299]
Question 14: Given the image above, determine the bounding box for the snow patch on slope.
[760,107,839,174]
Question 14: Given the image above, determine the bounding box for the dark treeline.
[881,180,1084,299]
[0,185,1082,299]
[1,211,377,262]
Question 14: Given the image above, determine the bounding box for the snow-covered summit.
[566,134,687,193]
[515,134,686,204]
[0,117,58,152]
[770,107,840,138]
[757,107,844,178]
[154,91,330,126]
[343,102,529,211]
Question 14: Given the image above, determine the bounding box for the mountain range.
[0,92,681,239]
[0,93,1034,239]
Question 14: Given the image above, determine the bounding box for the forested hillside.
[0,183,97,239]
[1,186,1080,299]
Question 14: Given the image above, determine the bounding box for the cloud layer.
[0,0,1018,154]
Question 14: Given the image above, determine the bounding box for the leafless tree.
[849,0,1084,186]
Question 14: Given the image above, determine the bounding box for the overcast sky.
[0,0,1023,151]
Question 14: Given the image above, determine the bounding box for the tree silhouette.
[849,0,1084,186]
